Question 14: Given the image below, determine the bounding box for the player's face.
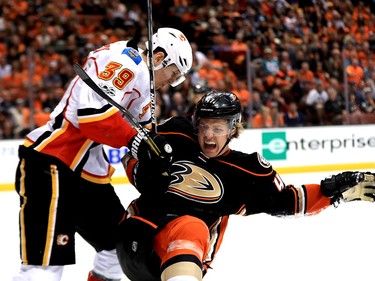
[197,118,231,158]
[154,64,183,90]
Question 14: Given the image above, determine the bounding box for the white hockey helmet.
[146,27,193,87]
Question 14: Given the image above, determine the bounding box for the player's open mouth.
[204,141,216,149]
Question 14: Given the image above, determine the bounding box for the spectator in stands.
[221,62,238,90]
[326,48,344,82]
[324,87,344,125]
[0,55,11,78]
[1,0,375,138]
[266,87,288,113]
[170,91,189,117]
[198,61,224,89]
[157,85,173,122]
[0,89,13,112]
[191,42,208,69]
[283,101,306,127]
[346,57,364,87]
[0,109,14,138]
[246,90,263,124]
[274,60,298,102]
[364,78,375,99]
[185,81,209,119]
[205,49,223,71]
[7,98,29,138]
[297,61,315,95]
[252,105,273,128]
[315,61,330,89]
[360,87,375,113]
[232,79,250,122]
[261,47,279,77]
[232,80,250,109]
[344,92,364,124]
[252,77,269,104]
[304,79,329,125]
[269,101,285,128]
[43,62,64,88]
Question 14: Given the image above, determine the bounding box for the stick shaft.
[147,0,157,133]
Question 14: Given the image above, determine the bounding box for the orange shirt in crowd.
[232,88,250,108]
[34,110,50,127]
[222,64,238,90]
[346,64,364,85]
[1,73,21,87]
[207,58,223,71]
[22,107,50,128]
[298,68,315,85]
[275,69,297,88]
[252,112,273,128]
[231,41,248,52]
[198,63,224,88]
[0,43,7,57]
[352,6,371,22]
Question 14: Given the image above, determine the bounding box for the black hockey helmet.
[192,90,241,131]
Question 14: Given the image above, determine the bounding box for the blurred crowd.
[0,0,375,139]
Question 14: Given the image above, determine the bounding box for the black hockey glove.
[128,130,173,173]
[321,171,375,203]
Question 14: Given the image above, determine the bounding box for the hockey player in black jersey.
[117,90,375,281]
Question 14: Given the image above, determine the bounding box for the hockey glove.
[320,171,375,203]
[128,130,173,173]
[341,173,375,202]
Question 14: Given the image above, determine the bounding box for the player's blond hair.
[232,122,244,139]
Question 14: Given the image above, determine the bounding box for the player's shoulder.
[120,46,143,65]
[109,40,129,49]
[225,150,273,175]
[103,41,144,66]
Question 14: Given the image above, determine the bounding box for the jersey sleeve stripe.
[78,104,118,124]
[216,159,274,177]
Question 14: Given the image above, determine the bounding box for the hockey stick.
[72,63,162,157]
[147,0,157,133]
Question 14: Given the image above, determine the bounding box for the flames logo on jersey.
[168,161,224,203]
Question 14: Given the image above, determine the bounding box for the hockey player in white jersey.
[12,28,193,281]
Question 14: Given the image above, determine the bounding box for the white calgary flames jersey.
[24,41,152,184]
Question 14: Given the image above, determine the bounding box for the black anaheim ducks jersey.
[132,116,309,221]
[127,116,331,268]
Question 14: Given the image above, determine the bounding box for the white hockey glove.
[320,171,375,203]
[341,173,375,202]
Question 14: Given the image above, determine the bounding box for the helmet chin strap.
[215,137,231,157]
[215,126,236,157]
[154,63,163,71]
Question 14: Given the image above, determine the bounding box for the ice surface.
[2,172,375,281]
